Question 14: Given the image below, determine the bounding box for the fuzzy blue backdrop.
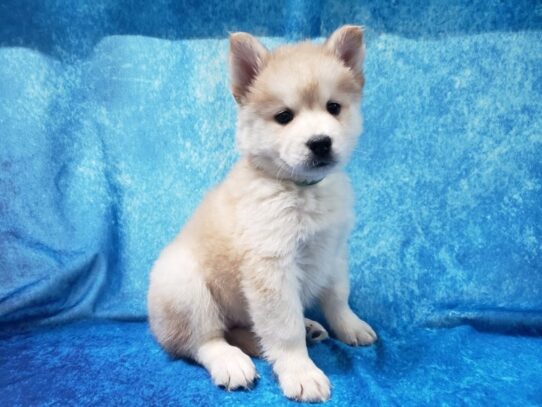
[1,1,541,405]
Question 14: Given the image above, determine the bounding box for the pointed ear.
[229,32,268,104]
[325,25,365,73]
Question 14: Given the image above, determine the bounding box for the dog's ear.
[325,25,365,73]
[229,32,268,104]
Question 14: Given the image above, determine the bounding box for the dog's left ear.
[229,32,268,104]
[325,25,365,73]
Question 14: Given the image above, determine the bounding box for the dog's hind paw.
[304,318,329,344]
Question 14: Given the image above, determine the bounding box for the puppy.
[147,25,377,402]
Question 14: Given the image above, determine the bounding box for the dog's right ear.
[229,32,268,104]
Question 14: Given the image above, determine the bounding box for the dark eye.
[326,101,341,116]
[274,109,294,125]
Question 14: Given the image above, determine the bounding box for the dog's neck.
[245,156,325,188]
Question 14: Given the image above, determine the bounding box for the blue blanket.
[1,1,541,405]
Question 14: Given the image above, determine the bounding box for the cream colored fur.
[147,25,377,402]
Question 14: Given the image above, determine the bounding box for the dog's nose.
[306,136,332,158]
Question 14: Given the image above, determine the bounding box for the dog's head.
[230,25,365,184]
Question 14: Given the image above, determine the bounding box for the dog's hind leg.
[148,242,257,390]
[226,328,261,357]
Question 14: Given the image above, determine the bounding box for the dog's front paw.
[274,356,331,402]
[333,311,377,346]
[208,346,258,390]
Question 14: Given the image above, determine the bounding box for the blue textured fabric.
[2,322,541,406]
[1,1,541,405]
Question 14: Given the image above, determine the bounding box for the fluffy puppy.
[148,25,377,402]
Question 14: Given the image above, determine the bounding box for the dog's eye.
[326,101,341,116]
[274,109,294,125]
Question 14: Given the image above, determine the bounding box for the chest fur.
[236,174,354,261]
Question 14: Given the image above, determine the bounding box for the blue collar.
[294,178,324,187]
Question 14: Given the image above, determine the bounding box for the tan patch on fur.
[203,247,247,327]
[225,328,261,357]
[248,85,282,114]
[232,84,246,104]
[148,296,193,357]
[246,269,278,299]
[301,80,320,108]
[337,71,363,97]
[184,187,251,328]
[245,41,363,113]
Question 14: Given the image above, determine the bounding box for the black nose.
[306,136,332,158]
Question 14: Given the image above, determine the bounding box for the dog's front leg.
[320,250,377,346]
[243,257,330,402]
